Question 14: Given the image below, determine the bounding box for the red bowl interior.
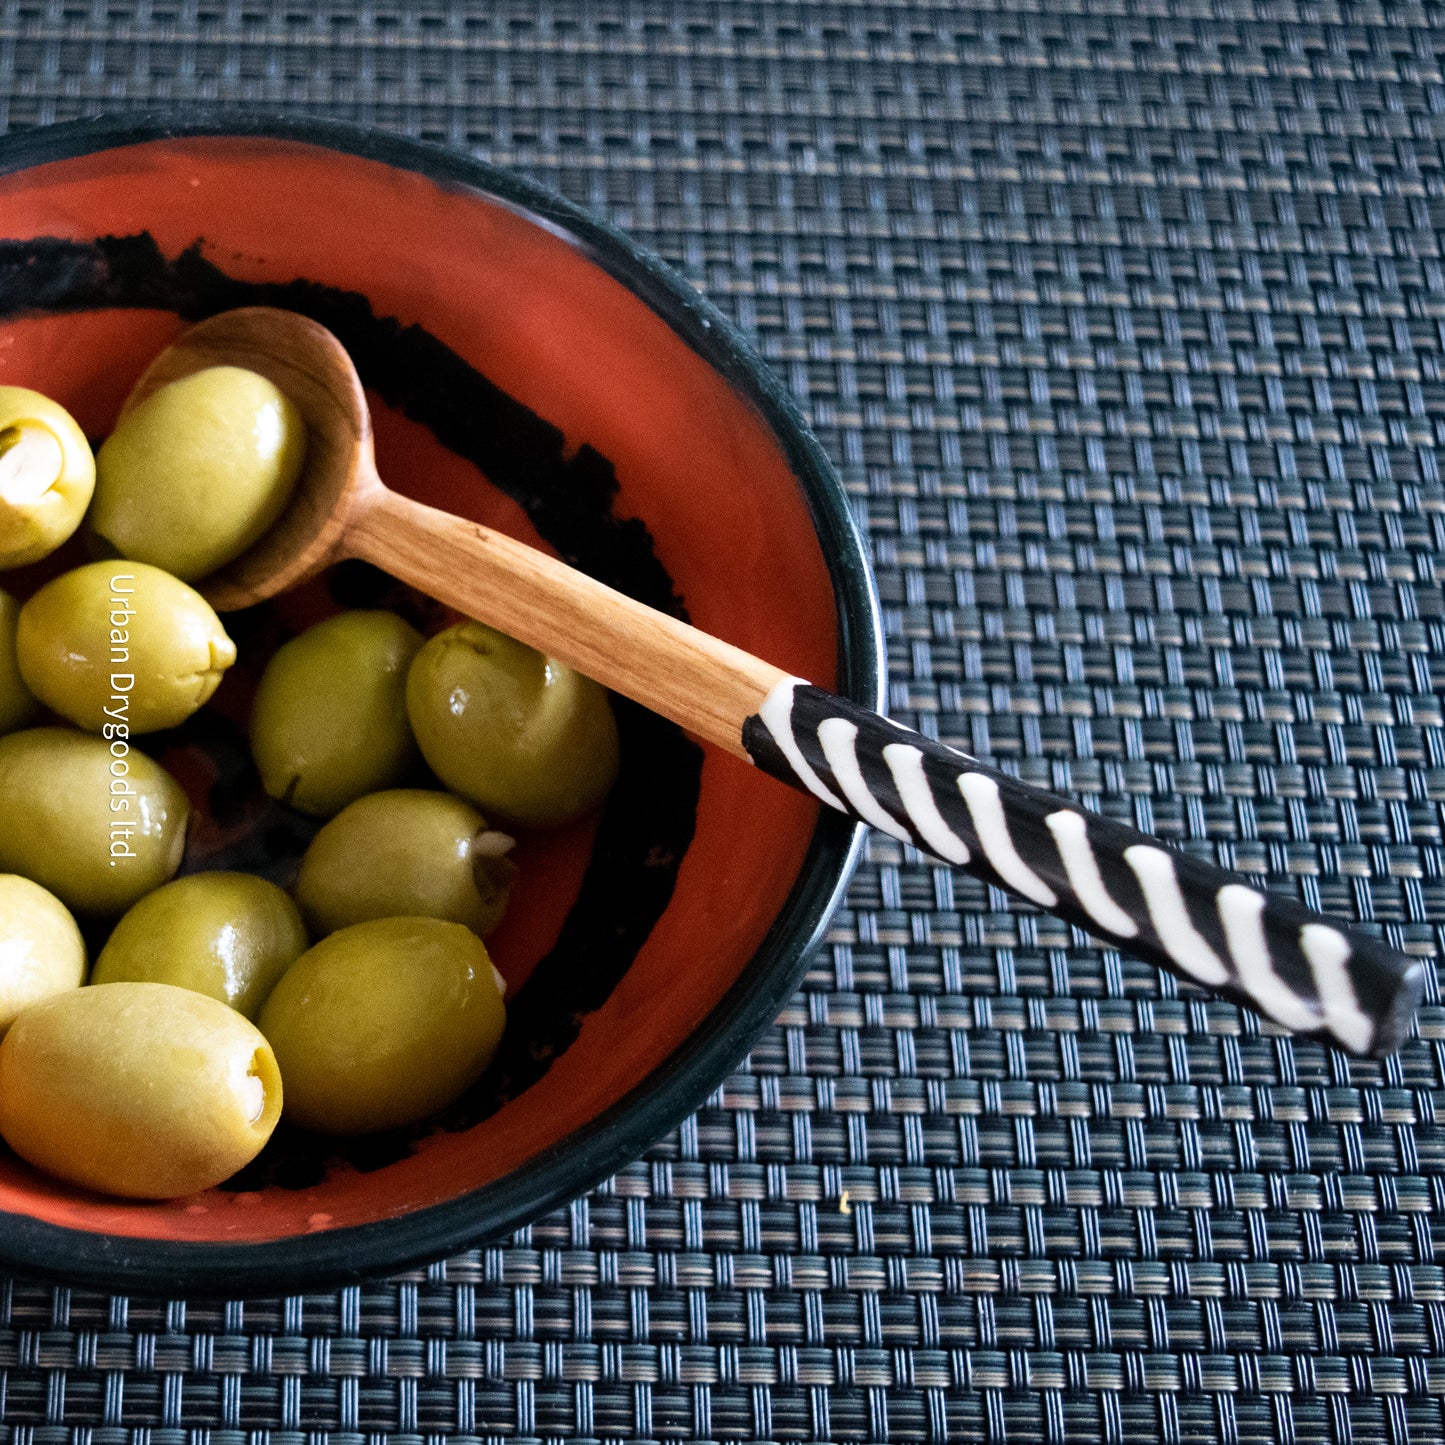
[0,127,862,1264]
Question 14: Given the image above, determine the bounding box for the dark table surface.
[3,3,1444,1442]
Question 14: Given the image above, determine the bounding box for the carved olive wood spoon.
[125,307,1426,1056]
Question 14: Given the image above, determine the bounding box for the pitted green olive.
[405,621,619,828]
[90,367,307,582]
[249,610,422,818]
[0,727,189,914]
[0,588,40,736]
[92,872,308,1019]
[0,874,86,1035]
[0,982,281,1198]
[16,562,237,734]
[0,387,95,570]
[294,789,514,938]
[258,917,506,1135]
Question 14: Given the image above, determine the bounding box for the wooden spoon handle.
[348,487,1425,1057]
[347,487,785,759]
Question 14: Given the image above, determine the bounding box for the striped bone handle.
[744,679,1425,1056]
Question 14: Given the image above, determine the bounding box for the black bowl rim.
[0,108,885,1295]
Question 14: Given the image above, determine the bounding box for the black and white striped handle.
[743,679,1425,1056]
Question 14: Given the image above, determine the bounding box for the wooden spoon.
[124,307,1426,1056]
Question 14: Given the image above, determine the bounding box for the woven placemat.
[3,2,1444,1441]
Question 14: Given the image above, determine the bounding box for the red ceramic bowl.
[0,113,882,1293]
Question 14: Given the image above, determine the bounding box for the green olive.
[0,588,40,736]
[294,789,514,938]
[0,387,95,571]
[405,622,619,828]
[0,982,281,1198]
[258,917,506,1135]
[91,872,308,1019]
[16,561,237,734]
[90,367,307,583]
[0,875,86,1035]
[0,727,189,914]
[250,610,422,818]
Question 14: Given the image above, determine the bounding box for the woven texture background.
[3,2,1445,1441]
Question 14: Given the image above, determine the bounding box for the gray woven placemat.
[3,2,1444,1441]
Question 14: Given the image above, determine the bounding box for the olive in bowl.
[0,727,190,916]
[294,788,514,938]
[0,983,282,1199]
[258,917,507,1136]
[0,114,880,1294]
[407,621,619,829]
[90,365,307,582]
[249,609,422,818]
[16,561,237,734]
[0,874,86,1035]
[0,386,94,570]
[91,872,308,1019]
